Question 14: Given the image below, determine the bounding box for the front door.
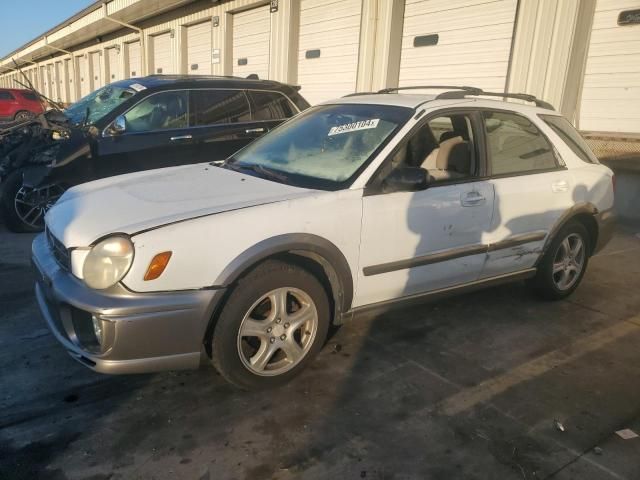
[355,111,495,308]
[95,90,197,179]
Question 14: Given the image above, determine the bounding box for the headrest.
[436,136,463,170]
[439,131,459,143]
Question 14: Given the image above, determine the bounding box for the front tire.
[530,221,590,300]
[211,260,330,390]
[14,110,34,122]
[0,169,64,233]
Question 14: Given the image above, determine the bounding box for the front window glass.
[123,91,189,133]
[228,104,411,189]
[64,85,136,125]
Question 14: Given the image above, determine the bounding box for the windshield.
[64,85,136,125]
[228,104,412,189]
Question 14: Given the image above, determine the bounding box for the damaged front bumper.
[32,233,225,374]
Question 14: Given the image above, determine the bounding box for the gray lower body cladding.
[32,233,224,374]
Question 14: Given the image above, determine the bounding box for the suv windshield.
[228,104,411,189]
[64,85,136,125]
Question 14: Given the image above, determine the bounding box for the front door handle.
[245,127,265,134]
[170,134,193,141]
[461,191,486,207]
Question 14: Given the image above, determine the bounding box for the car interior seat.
[422,136,471,181]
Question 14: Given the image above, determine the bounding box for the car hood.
[46,163,317,247]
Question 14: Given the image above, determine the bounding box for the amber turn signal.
[144,251,172,281]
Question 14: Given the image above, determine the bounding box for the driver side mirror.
[383,167,429,193]
[104,115,126,136]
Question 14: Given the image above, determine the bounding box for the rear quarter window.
[20,91,39,102]
[540,114,599,164]
[248,91,297,121]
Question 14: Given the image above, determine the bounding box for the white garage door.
[90,51,103,91]
[55,62,64,102]
[579,0,640,134]
[47,64,56,100]
[127,41,142,78]
[77,55,91,98]
[107,47,120,83]
[187,21,212,75]
[152,32,173,74]
[399,0,518,92]
[297,0,362,105]
[232,5,271,79]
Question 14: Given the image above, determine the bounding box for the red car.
[0,88,44,122]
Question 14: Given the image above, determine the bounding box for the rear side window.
[190,89,251,126]
[248,91,296,121]
[20,91,39,101]
[540,114,599,164]
[0,91,15,100]
[483,111,558,176]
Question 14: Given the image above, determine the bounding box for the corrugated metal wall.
[0,0,639,136]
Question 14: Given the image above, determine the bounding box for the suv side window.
[190,89,251,126]
[540,114,599,164]
[21,91,39,102]
[483,111,558,176]
[124,91,189,133]
[377,112,477,188]
[0,91,15,100]
[248,91,296,121]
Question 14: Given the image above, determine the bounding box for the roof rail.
[378,85,482,95]
[435,90,555,110]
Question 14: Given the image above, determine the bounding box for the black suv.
[0,75,309,232]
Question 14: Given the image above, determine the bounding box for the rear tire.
[14,111,34,122]
[529,221,590,300]
[211,260,330,390]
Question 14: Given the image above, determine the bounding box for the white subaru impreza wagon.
[33,87,615,389]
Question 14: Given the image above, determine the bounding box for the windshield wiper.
[221,160,289,183]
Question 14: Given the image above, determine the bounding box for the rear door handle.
[170,134,193,141]
[461,191,486,207]
[551,180,569,193]
[245,127,265,134]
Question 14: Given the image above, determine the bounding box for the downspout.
[44,36,76,100]
[101,3,146,76]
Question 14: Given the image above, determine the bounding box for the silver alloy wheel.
[552,233,586,291]
[14,183,65,229]
[237,287,318,376]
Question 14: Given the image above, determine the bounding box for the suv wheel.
[530,221,590,300]
[211,260,330,389]
[14,111,34,122]
[0,169,65,233]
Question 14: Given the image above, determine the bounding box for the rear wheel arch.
[538,203,600,263]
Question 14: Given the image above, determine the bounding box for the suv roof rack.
[378,85,482,95]
[344,85,555,110]
[435,89,555,110]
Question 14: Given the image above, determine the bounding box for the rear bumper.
[32,233,225,374]
[594,209,616,254]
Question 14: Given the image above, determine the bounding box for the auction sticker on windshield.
[129,83,147,92]
[328,119,380,136]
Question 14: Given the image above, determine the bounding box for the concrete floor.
[1,225,640,480]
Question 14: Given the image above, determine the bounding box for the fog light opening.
[92,315,103,346]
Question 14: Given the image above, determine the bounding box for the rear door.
[480,110,573,278]
[0,90,16,119]
[188,88,255,163]
[95,89,196,178]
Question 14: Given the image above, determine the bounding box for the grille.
[46,227,71,271]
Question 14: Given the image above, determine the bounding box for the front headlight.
[82,235,134,290]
